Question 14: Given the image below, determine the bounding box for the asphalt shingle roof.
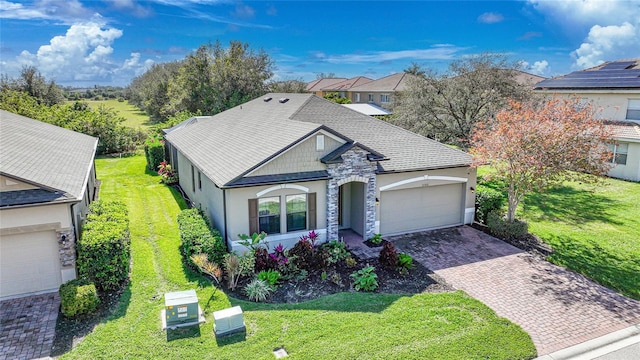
[0,110,98,201]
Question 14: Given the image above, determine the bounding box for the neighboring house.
[342,103,393,116]
[0,110,98,299]
[534,59,640,181]
[305,77,348,96]
[164,93,476,252]
[317,76,374,100]
[347,73,414,109]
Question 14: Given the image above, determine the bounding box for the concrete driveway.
[388,226,640,356]
[0,293,59,360]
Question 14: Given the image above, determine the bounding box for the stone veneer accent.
[57,228,75,268]
[326,147,377,240]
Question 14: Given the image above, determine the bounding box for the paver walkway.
[0,293,59,360]
[388,226,640,356]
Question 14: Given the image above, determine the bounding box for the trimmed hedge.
[487,211,529,240]
[77,200,131,291]
[177,208,227,266]
[475,185,505,224]
[59,278,100,317]
[144,137,165,171]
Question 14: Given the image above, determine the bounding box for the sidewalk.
[535,324,640,360]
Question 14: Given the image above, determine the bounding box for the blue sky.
[1,0,639,87]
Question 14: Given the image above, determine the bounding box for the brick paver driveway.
[388,226,640,356]
[0,293,59,360]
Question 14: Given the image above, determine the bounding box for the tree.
[392,53,530,149]
[470,98,613,222]
[403,62,426,78]
[1,66,64,106]
[268,78,307,93]
[323,91,351,104]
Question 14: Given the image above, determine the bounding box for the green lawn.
[62,155,536,359]
[478,167,640,300]
[84,99,152,130]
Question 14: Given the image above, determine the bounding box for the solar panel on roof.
[600,61,636,70]
[562,69,640,78]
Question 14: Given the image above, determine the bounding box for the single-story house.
[0,110,98,299]
[534,59,640,181]
[164,93,476,252]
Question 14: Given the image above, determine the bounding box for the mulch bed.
[470,222,553,257]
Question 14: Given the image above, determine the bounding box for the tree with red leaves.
[470,98,613,222]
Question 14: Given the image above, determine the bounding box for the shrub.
[77,200,130,291]
[144,137,165,171]
[322,240,349,265]
[487,211,529,240]
[177,209,226,266]
[254,247,273,272]
[244,279,273,302]
[345,256,357,268]
[397,253,415,274]
[258,269,281,288]
[269,243,289,270]
[238,232,267,252]
[224,252,255,290]
[475,186,505,224]
[59,279,100,317]
[288,239,314,271]
[190,253,222,286]
[157,161,178,185]
[378,241,399,270]
[350,266,379,292]
[369,233,383,245]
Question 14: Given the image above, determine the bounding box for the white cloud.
[8,21,151,85]
[323,46,467,64]
[522,60,549,75]
[528,0,640,69]
[0,0,94,23]
[573,22,639,69]
[477,12,504,24]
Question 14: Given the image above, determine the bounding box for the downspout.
[223,188,229,252]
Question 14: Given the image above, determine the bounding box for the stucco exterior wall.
[608,142,640,181]
[0,203,72,233]
[226,180,328,252]
[540,91,640,122]
[248,132,345,177]
[0,175,38,191]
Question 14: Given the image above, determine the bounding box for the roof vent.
[279,98,289,103]
[263,97,272,102]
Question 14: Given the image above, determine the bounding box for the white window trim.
[256,184,309,198]
[380,175,468,191]
[625,99,640,121]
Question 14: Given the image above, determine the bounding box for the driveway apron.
[0,293,59,360]
[388,226,640,356]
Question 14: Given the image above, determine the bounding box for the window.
[191,165,195,192]
[626,99,640,121]
[316,134,325,151]
[286,195,307,232]
[608,143,628,165]
[355,93,360,102]
[368,93,374,102]
[198,171,202,190]
[258,197,280,234]
[380,94,390,103]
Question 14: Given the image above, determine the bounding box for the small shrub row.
[59,278,100,317]
[475,185,505,224]
[177,209,227,266]
[144,137,165,171]
[77,200,130,291]
[487,211,529,240]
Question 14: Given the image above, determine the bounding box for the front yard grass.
[62,155,535,359]
[479,167,640,300]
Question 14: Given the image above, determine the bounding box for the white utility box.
[213,306,245,337]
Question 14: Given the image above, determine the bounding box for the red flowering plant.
[157,161,179,185]
[268,243,289,268]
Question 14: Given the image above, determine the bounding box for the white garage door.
[1,231,61,298]
[380,183,464,235]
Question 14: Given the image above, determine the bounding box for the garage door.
[380,183,464,235]
[0,231,61,298]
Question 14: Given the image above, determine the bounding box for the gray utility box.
[164,289,199,327]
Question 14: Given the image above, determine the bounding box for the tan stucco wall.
[0,175,39,192]
[608,142,640,181]
[0,203,72,235]
[226,180,328,251]
[536,90,640,181]
[248,131,345,177]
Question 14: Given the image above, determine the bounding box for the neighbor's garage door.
[0,231,61,298]
[380,183,464,235]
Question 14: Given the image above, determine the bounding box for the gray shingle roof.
[0,110,98,201]
[166,93,471,188]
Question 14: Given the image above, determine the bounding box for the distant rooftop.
[342,103,392,116]
[535,59,640,90]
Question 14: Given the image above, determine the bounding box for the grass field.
[478,167,640,300]
[84,99,152,130]
[61,155,536,360]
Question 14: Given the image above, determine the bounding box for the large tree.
[392,53,530,149]
[1,66,64,106]
[470,98,613,222]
